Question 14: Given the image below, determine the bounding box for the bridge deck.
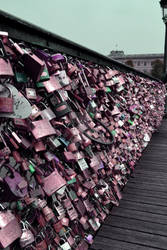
[91,119,167,250]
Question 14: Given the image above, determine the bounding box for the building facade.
[108,51,163,75]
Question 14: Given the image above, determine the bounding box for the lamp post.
[160,0,167,79]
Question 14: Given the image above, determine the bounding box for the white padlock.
[58,238,71,250]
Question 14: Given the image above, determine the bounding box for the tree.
[151,59,163,79]
[125,60,134,68]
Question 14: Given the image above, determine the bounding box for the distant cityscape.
[108,51,163,78]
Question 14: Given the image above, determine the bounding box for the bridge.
[0,10,166,250]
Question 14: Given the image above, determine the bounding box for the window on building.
[144,62,147,66]
[137,62,140,66]
[125,60,134,67]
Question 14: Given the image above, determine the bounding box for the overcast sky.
[0,0,165,56]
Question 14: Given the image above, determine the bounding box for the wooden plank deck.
[90,119,167,250]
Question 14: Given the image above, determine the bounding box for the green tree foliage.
[125,60,134,67]
[151,59,163,79]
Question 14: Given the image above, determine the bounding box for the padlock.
[66,204,78,221]
[48,90,71,118]
[61,217,69,227]
[13,118,28,129]
[67,142,78,152]
[67,188,78,201]
[42,224,56,246]
[0,85,13,113]
[31,119,56,139]
[40,102,56,121]
[51,53,66,63]
[77,158,89,172]
[79,216,90,230]
[34,48,51,61]
[21,159,29,172]
[22,50,45,82]
[83,197,94,212]
[88,218,101,231]
[3,164,28,199]
[57,70,70,87]
[26,87,37,100]
[64,230,75,247]
[0,83,32,119]
[15,69,28,83]
[42,205,55,222]
[82,178,96,190]
[34,140,46,152]
[29,104,41,120]
[58,237,71,250]
[12,150,22,163]
[67,63,78,77]
[43,151,55,162]
[35,198,47,209]
[75,236,89,250]
[64,151,76,162]
[0,209,22,248]
[89,155,100,172]
[20,136,32,149]
[53,220,63,233]
[37,64,50,83]
[35,233,47,250]
[37,168,66,196]
[0,38,14,77]
[19,222,35,248]
[43,74,62,92]
[73,199,86,216]
[85,234,94,245]
[70,127,82,143]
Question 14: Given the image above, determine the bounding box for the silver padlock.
[19,221,35,248]
[40,102,56,121]
[58,238,71,250]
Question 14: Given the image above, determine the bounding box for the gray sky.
[0,0,165,56]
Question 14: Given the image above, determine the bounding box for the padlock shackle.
[0,38,8,60]
[0,85,12,97]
